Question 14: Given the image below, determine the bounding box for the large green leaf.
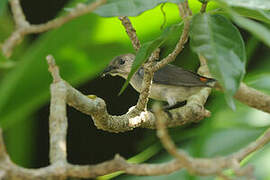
[94,0,184,17]
[230,10,270,49]
[216,0,270,10]
[119,22,183,95]
[190,14,246,110]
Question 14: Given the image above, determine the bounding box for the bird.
[102,54,216,110]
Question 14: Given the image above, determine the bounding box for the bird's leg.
[148,97,187,119]
[164,97,187,110]
[162,100,186,119]
[163,100,187,111]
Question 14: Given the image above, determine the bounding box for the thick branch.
[235,83,270,113]
[66,80,210,132]
[2,0,106,57]
[45,55,210,133]
[47,56,68,164]
[2,155,182,179]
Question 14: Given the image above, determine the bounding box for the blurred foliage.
[0,0,269,179]
[0,0,8,15]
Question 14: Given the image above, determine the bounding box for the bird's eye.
[119,59,125,65]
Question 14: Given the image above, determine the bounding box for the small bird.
[102,54,216,109]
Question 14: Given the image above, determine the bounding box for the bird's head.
[102,54,135,79]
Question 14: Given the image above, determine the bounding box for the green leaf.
[232,7,270,24]
[216,0,270,10]
[94,0,184,17]
[229,10,270,49]
[119,22,183,95]
[190,14,246,110]
[0,0,8,15]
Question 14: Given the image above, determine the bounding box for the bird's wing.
[150,64,215,87]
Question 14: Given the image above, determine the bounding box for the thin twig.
[134,1,192,111]
[153,3,191,71]
[135,49,160,111]
[200,2,208,13]
[2,0,106,57]
[154,101,270,178]
[118,16,141,51]
[154,104,193,170]
[232,128,270,162]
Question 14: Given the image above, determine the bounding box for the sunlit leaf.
[119,22,183,95]
[216,0,270,10]
[190,14,246,110]
[94,0,184,17]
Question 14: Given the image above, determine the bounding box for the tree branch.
[153,2,191,71]
[48,69,68,164]
[1,154,184,179]
[47,54,209,133]
[234,83,270,113]
[2,0,106,57]
[200,2,208,13]
[131,1,192,112]
[118,16,141,51]
[10,0,29,28]
[154,101,265,179]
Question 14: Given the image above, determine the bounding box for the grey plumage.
[102,54,216,106]
[137,64,216,87]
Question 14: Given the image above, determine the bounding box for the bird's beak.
[101,65,114,77]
